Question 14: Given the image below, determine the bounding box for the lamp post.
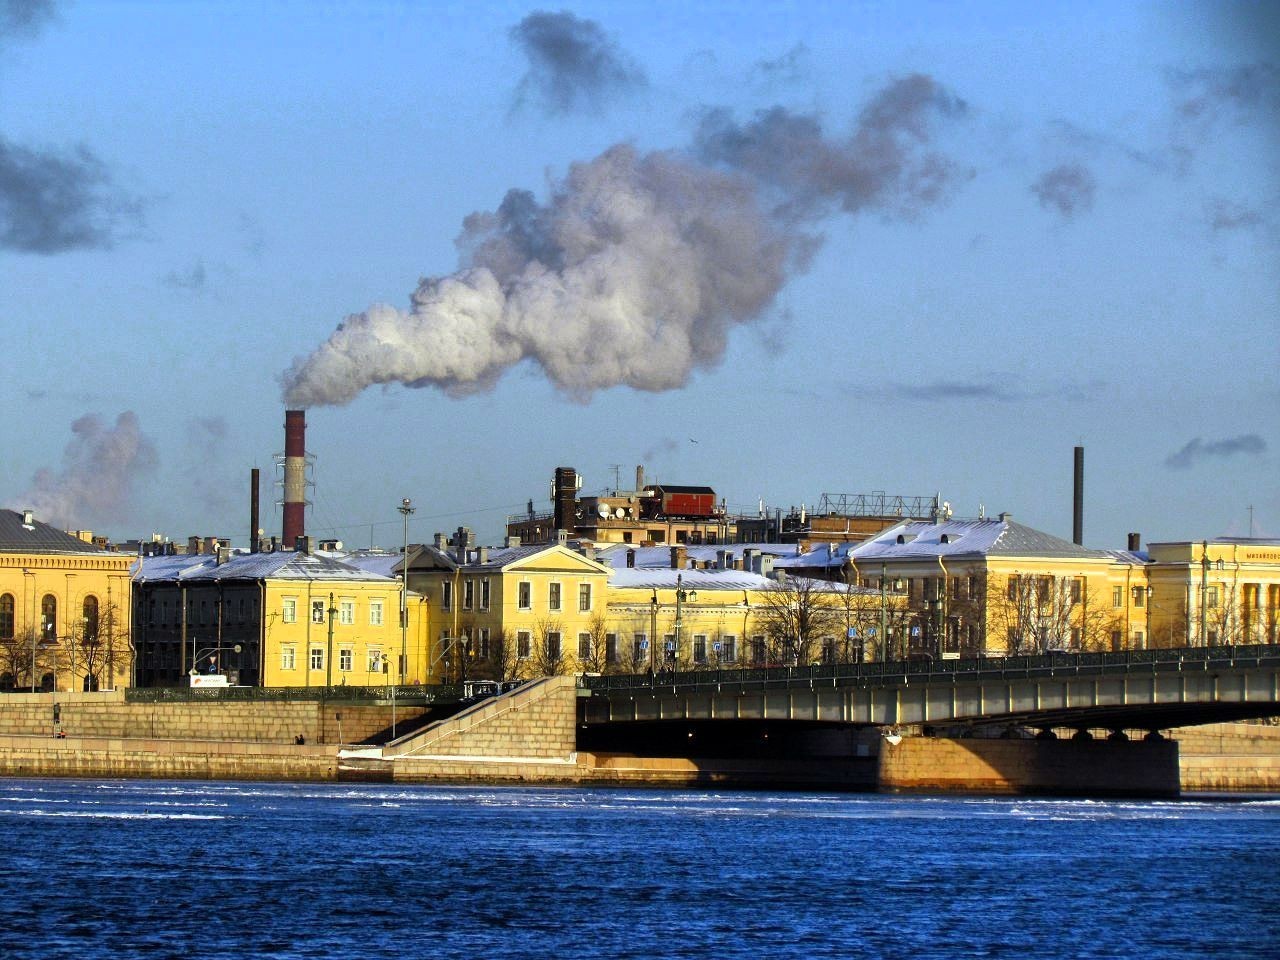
[1201,541,1209,648]
[190,643,243,680]
[673,574,696,667]
[398,498,414,685]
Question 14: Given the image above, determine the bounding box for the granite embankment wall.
[0,691,427,745]
[1172,722,1280,792]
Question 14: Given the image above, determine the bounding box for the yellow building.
[0,508,133,691]
[133,542,430,688]
[1145,538,1280,648]
[405,540,611,681]
[844,515,1151,657]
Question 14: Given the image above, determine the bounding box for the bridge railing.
[124,683,468,704]
[579,644,1280,695]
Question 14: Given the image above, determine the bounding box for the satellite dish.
[613,507,624,518]
[597,503,610,518]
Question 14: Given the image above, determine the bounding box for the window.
[281,646,296,671]
[606,633,618,664]
[369,599,384,626]
[663,634,676,663]
[463,580,474,611]
[442,581,453,610]
[0,593,13,639]
[518,582,532,611]
[1133,631,1145,649]
[1207,586,1219,608]
[751,635,765,665]
[546,632,562,661]
[310,647,324,670]
[339,648,353,672]
[1070,627,1082,648]
[578,632,592,660]
[693,634,707,663]
[1112,586,1124,608]
[282,598,298,624]
[40,594,57,640]
[311,599,326,624]
[633,633,647,663]
[721,635,737,663]
[549,582,562,611]
[648,529,665,543]
[339,600,355,625]
[517,631,531,659]
[1071,579,1083,604]
[478,627,490,660]
[1110,630,1122,651]
[578,583,592,612]
[82,596,99,642]
[1007,576,1019,602]
[199,599,207,626]
[368,648,384,673]
[1133,588,1145,608]
[480,578,491,611]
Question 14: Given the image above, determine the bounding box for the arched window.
[0,593,14,640]
[83,596,99,643]
[40,595,57,641]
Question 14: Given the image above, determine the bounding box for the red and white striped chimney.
[282,410,307,549]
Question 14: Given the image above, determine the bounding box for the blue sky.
[2,0,1276,550]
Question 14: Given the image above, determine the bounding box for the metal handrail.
[579,644,1280,696]
[125,683,468,704]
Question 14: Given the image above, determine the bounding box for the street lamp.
[398,498,415,685]
[673,574,696,667]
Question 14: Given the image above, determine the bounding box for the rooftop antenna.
[608,464,621,494]
[1249,504,1254,537]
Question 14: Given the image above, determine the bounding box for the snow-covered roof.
[849,518,1108,562]
[341,551,404,578]
[608,568,776,591]
[134,550,397,583]
[596,542,797,569]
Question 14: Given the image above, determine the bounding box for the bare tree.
[531,617,567,676]
[987,574,1113,655]
[579,610,610,674]
[755,576,844,666]
[0,629,57,691]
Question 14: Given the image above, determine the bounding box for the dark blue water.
[1,780,1277,959]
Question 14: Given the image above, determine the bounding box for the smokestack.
[283,410,307,549]
[553,466,578,533]
[1072,446,1084,546]
[1128,532,1141,552]
[250,468,260,554]
[635,465,645,492]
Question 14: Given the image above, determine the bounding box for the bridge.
[579,644,1280,734]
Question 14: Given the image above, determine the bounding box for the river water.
[1,779,1276,959]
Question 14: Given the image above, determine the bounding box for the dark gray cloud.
[510,10,645,115]
[642,438,680,461]
[1031,163,1096,217]
[887,377,1097,403]
[0,0,57,39]
[890,380,1020,402]
[162,261,208,291]
[695,74,970,222]
[753,43,809,84]
[182,417,234,519]
[0,136,141,253]
[1206,197,1262,231]
[1169,63,1280,121]
[1166,434,1267,469]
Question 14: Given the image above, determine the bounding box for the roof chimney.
[553,466,578,533]
[626,548,636,568]
[636,464,645,492]
[670,545,687,569]
[1127,532,1141,552]
[505,535,521,548]
[296,535,315,555]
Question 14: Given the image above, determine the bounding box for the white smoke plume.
[283,75,966,408]
[7,411,157,529]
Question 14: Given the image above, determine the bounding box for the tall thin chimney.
[283,410,307,549]
[250,467,260,553]
[1072,446,1084,546]
[635,464,645,492]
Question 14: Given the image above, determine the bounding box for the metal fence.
[580,644,1280,695]
[125,683,468,704]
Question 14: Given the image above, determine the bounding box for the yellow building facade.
[0,509,134,691]
[1145,539,1280,648]
[133,546,430,688]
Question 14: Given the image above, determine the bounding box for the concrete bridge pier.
[876,734,1181,797]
